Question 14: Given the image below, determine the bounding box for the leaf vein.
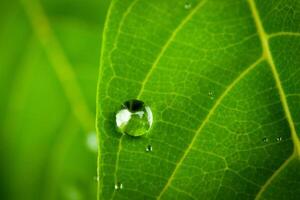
[136,0,209,99]
[157,57,264,199]
[247,0,300,156]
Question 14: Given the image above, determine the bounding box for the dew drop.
[262,137,268,143]
[114,182,123,190]
[276,137,282,142]
[208,91,215,100]
[184,2,192,9]
[116,99,153,137]
[145,144,153,152]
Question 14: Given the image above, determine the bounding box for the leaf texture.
[97,0,300,199]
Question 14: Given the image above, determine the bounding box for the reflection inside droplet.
[115,99,153,137]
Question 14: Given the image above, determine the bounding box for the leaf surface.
[97,0,300,199]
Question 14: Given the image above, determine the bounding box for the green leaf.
[97,0,300,199]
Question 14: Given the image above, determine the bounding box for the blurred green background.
[0,0,109,199]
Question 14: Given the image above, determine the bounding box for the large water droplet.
[116,99,153,137]
[145,144,153,152]
[114,182,123,190]
[184,2,192,9]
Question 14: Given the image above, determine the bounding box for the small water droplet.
[86,131,98,152]
[208,91,215,100]
[116,99,153,137]
[184,2,192,9]
[262,137,268,143]
[114,182,123,190]
[145,144,153,152]
[276,137,282,142]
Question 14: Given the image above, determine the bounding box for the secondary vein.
[254,153,295,200]
[268,31,300,39]
[109,0,140,76]
[136,0,208,98]
[247,0,300,156]
[157,57,264,199]
[247,0,300,199]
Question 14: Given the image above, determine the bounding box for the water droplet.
[114,182,123,190]
[208,91,215,100]
[145,144,153,152]
[262,137,268,143]
[276,137,282,142]
[184,2,192,9]
[86,131,98,152]
[116,99,153,137]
